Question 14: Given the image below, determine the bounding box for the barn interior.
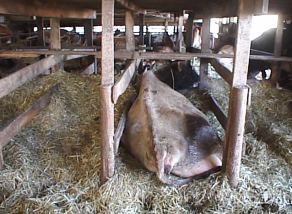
[0,0,291,213]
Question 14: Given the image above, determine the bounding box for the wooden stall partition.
[0,85,58,169]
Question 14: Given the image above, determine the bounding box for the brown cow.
[122,70,222,185]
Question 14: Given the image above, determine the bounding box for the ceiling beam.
[0,0,96,19]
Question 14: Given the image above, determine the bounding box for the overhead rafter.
[0,0,96,19]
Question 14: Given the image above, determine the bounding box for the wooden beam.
[113,96,134,154]
[210,95,227,130]
[274,14,284,57]
[1,50,292,62]
[0,84,57,169]
[0,0,96,19]
[225,0,253,188]
[0,55,62,99]
[200,18,210,88]
[209,59,233,85]
[101,0,115,183]
[84,19,94,47]
[125,10,135,51]
[112,59,140,104]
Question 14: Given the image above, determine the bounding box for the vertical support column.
[164,19,169,32]
[101,0,115,183]
[225,0,253,187]
[185,12,194,49]
[50,18,61,71]
[85,19,94,47]
[271,15,284,86]
[274,15,284,57]
[176,15,184,52]
[199,18,210,89]
[139,13,145,45]
[125,10,135,51]
[36,17,45,46]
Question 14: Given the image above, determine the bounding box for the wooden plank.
[112,59,140,104]
[225,0,253,187]
[274,14,284,57]
[200,18,210,88]
[113,95,135,155]
[0,0,96,19]
[101,0,115,183]
[84,19,93,47]
[0,84,58,169]
[0,55,62,99]
[125,10,135,51]
[210,95,227,130]
[209,59,233,85]
[226,86,249,187]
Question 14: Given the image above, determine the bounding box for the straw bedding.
[0,70,291,213]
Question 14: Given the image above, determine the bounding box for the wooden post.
[36,17,45,46]
[274,15,284,57]
[224,0,253,187]
[185,12,194,49]
[0,148,3,170]
[50,18,61,71]
[84,19,94,47]
[199,18,210,89]
[139,13,144,45]
[164,19,169,32]
[101,0,115,183]
[226,86,249,187]
[271,15,284,86]
[176,15,184,52]
[125,10,135,51]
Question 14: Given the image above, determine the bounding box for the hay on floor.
[0,70,291,213]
